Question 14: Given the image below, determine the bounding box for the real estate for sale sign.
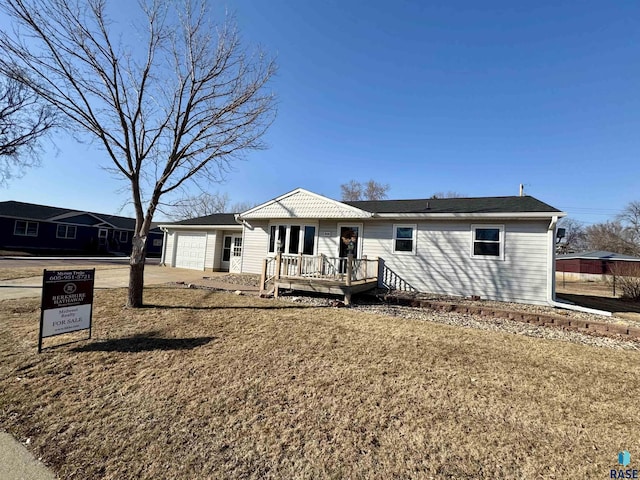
[39,269,95,352]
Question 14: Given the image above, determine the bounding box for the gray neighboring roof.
[0,200,161,232]
[557,251,640,261]
[163,213,240,226]
[344,196,562,214]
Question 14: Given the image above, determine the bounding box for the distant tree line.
[558,201,640,256]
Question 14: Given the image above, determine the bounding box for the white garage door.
[174,232,206,270]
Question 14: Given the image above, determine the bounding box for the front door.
[98,228,109,251]
[221,235,232,271]
[230,236,243,273]
[338,224,361,273]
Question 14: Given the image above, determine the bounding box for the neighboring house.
[161,188,566,305]
[0,201,164,256]
[158,213,243,271]
[556,251,640,281]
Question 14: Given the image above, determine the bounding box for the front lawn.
[1,287,638,479]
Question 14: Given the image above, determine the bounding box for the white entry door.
[174,232,206,270]
[229,236,242,273]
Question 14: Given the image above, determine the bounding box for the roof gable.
[239,188,371,219]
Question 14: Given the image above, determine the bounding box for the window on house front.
[471,225,504,259]
[268,224,316,255]
[14,220,39,237]
[303,226,316,255]
[56,224,77,239]
[393,224,416,254]
[118,231,128,243]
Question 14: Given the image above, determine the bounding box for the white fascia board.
[48,211,106,223]
[372,211,566,220]
[238,187,372,219]
[50,211,122,229]
[157,224,242,230]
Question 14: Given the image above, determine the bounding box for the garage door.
[174,232,206,270]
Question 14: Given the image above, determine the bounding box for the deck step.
[260,286,275,298]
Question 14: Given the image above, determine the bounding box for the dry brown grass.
[1,287,639,479]
[0,265,127,281]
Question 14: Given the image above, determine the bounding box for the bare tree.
[556,217,587,254]
[0,0,276,307]
[341,179,389,201]
[584,221,640,256]
[165,192,253,221]
[617,201,640,246]
[0,75,56,185]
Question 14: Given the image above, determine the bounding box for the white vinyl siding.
[362,220,550,305]
[205,231,217,269]
[213,232,224,270]
[317,221,338,257]
[164,232,175,265]
[240,220,270,274]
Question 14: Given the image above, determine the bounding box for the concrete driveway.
[0,264,210,300]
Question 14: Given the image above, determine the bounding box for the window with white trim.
[14,220,39,236]
[268,224,316,255]
[56,224,77,239]
[471,225,504,259]
[393,224,417,254]
[118,231,128,243]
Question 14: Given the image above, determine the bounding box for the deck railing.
[260,253,379,292]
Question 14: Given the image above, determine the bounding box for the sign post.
[38,269,95,353]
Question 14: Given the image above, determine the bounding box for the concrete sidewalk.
[0,265,218,300]
[0,432,56,480]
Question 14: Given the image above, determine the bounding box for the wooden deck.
[261,253,380,304]
[274,277,379,296]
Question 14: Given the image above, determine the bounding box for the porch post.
[275,253,282,280]
[274,253,282,300]
[260,258,268,291]
[363,254,367,279]
[346,254,353,287]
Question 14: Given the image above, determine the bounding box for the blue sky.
[1,0,639,224]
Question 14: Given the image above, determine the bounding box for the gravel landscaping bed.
[208,274,640,351]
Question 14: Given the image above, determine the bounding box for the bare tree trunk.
[127,235,147,307]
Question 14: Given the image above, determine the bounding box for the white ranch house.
[159,188,565,305]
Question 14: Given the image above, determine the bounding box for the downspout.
[546,215,611,316]
[159,227,168,266]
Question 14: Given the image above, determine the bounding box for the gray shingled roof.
[0,200,161,231]
[557,251,640,261]
[166,213,240,226]
[344,196,562,214]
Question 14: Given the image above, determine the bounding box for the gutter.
[545,215,612,316]
[234,214,252,229]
